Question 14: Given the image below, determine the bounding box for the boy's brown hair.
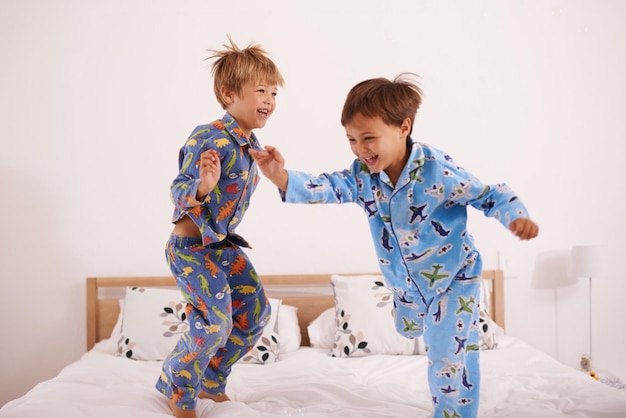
[207,36,285,109]
[341,73,423,136]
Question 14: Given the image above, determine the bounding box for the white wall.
[1,0,625,406]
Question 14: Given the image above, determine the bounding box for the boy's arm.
[171,142,221,209]
[250,146,359,204]
[439,160,539,240]
[467,180,539,240]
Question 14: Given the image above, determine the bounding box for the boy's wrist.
[276,171,288,191]
[196,184,209,200]
[196,179,217,201]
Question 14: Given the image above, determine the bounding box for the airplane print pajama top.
[281,141,531,418]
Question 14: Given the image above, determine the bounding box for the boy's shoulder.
[187,113,255,149]
[412,142,454,163]
[189,115,232,140]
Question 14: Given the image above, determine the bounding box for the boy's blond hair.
[341,73,423,136]
[207,36,285,109]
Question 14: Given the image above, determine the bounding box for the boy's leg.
[200,245,270,396]
[424,255,483,418]
[156,236,234,412]
[393,288,427,339]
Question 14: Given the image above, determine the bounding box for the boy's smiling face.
[345,113,411,185]
[222,80,278,138]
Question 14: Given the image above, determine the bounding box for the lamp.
[532,250,578,360]
[569,245,606,374]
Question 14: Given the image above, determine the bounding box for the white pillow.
[278,304,301,353]
[307,307,336,349]
[330,274,420,357]
[103,299,124,354]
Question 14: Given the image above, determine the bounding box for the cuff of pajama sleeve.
[190,178,212,204]
[281,170,300,203]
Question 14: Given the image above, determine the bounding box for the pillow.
[476,278,504,350]
[240,298,281,364]
[330,274,421,357]
[277,304,301,353]
[116,287,189,360]
[311,276,502,355]
[239,301,301,362]
[307,307,336,349]
[103,299,124,354]
[114,287,289,363]
[477,304,504,350]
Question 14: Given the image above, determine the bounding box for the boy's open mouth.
[363,155,378,165]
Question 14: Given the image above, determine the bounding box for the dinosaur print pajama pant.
[156,234,270,411]
[394,255,483,418]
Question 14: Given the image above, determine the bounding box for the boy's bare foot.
[198,391,230,402]
[168,399,197,418]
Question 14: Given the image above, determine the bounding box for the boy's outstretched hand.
[509,218,539,240]
[249,146,289,191]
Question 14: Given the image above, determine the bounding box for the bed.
[2,270,625,418]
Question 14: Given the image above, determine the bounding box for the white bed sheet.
[2,336,625,418]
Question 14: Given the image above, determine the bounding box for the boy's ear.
[220,86,235,105]
[400,118,412,135]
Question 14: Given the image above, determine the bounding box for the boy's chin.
[366,163,382,173]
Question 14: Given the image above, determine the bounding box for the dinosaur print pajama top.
[282,141,530,418]
[156,113,271,411]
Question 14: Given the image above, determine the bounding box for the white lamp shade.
[570,245,607,278]
[532,250,578,289]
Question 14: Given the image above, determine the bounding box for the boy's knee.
[393,308,424,339]
[255,299,272,331]
[188,312,232,347]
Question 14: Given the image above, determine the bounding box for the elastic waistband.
[168,235,203,249]
[167,233,251,249]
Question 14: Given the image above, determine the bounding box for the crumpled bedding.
[2,336,625,418]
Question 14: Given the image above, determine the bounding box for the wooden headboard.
[86,270,504,351]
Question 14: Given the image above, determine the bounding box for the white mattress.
[2,336,625,418]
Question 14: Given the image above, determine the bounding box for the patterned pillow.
[330,274,421,357]
[476,277,504,350]
[323,275,502,356]
[477,305,503,350]
[116,287,189,361]
[115,287,285,363]
[240,298,281,364]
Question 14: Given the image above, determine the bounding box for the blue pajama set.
[156,113,271,411]
[282,142,530,418]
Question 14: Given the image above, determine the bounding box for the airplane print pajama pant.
[394,254,483,418]
[156,234,270,411]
